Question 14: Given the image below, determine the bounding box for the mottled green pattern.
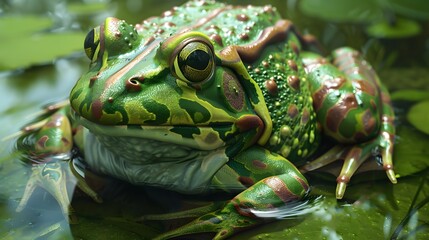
[15,1,398,239]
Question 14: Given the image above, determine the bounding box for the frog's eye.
[172,40,214,83]
[84,27,101,62]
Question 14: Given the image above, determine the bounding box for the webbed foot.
[300,127,396,199]
[150,196,319,240]
[151,203,261,240]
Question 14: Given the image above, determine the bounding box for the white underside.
[82,128,246,193]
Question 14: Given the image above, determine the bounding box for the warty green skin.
[15,1,396,239]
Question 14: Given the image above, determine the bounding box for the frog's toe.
[301,138,396,199]
[152,209,258,240]
[335,140,397,199]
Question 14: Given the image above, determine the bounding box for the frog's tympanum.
[15,1,396,239]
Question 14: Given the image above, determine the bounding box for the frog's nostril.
[126,77,143,92]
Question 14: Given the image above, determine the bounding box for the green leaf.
[0,15,85,71]
[391,90,429,101]
[389,0,429,20]
[366,18,421,38]
[394,126,429,177]
[407,101,429,135]
[67,2,109,15]
[299,0,382,23]
[0,16,52,38]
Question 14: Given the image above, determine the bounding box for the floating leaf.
[391,90,429,101]
[0,16,52,37]
[0,16,85,71]
[407,101,429,135]
[299,0,382,23]
[366,18,421,38]
[67,2,109,15]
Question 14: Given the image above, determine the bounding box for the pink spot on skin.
[252,160,267,169]
[91,99,104,121]
[223,71,244,111]
[238,176,255,187]
[287,60,298,71]
[384,164,393,170]
[301,108,310,125]
[337,175,350,184]
[37,136,49,148]
[288,104,299,118]
[236,115,264,132]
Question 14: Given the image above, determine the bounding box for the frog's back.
[137,0,320,163]
[135,0,282,50]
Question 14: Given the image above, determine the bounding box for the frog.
[14,0,397,239]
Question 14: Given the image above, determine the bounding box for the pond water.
[1,0,429,239]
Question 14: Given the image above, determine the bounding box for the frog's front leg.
[16,104,102,222]
[301,47,396,199]
[155,147,310,240]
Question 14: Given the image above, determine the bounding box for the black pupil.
[186,50,209,70]
[84,29,95,51]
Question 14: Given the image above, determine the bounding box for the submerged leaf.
[407,101,429,135]
[366,18,421,38]
[299,0,382,23]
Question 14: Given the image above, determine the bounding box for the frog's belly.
[82,130,245,193]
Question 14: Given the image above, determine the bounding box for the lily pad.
[0,15,85,71]
[407,101,429,135]
[67,2,109,15]
[391,90,429,102]
[299,0,382,23]
[394,126,429,177]
[366,18,421,38]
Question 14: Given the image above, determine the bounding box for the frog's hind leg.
[301,47,396,199]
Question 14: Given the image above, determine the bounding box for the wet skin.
[15,1,396,239]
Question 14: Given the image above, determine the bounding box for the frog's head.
[70,17,271,153]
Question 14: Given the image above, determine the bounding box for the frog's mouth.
[78,117,233,151]
[76,110,265,152]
